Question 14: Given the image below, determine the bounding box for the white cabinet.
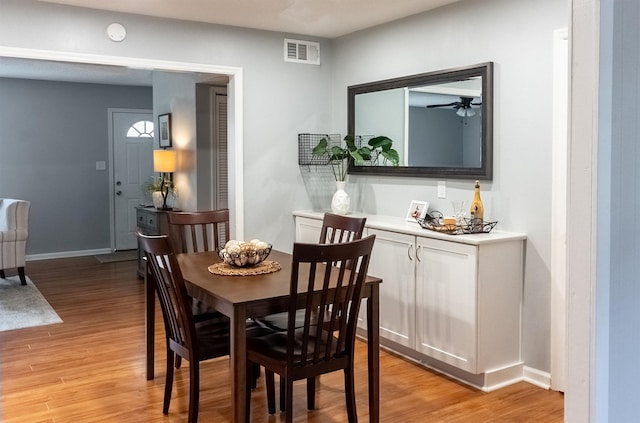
[415,237,478,373]
[295,216,323,243]
[293,211,526,391]
[366,229,415,348]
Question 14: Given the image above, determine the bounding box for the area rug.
[94,249,138,263]
[0,276,63,332]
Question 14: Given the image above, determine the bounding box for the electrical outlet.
[437,180,446,198]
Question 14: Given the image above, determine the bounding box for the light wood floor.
[0,257,564,422]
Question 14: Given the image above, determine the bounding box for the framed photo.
[158,113,172,148]
[406,200,429,222]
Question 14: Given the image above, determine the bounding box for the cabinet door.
[295,217,322,243]
[415,237,478,373]
[366,228,415,348]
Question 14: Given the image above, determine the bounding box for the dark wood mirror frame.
[348,62,493,180]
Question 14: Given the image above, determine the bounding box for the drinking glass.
[451,200,467,224]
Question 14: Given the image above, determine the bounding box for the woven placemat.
[208,260,282,276]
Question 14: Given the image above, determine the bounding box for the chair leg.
[18,267,26,285]
[285,377,294,423]
[344,366,358,423]
[251,362,260,389]
[163,348,175,415]
[306,377,316,410]
[188,359,200,423]
[265,370,276,414]
[0,269,5,279]
[279,374,285,411]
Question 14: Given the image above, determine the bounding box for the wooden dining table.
[144,249,382,423]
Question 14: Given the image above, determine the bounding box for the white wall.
[329,0,567,372]
[152,71,198,211]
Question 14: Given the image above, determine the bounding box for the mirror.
[348,62,493,179]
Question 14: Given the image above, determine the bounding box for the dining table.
[144,249,382,423]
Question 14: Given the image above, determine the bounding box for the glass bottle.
[470,180,484,225]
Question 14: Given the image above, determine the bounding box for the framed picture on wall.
[406,200,429,222]
[158,113,172,148]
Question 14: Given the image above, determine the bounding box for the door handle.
[116,181,122,186]
[116,190,122,196]
[407,243,413,261]
[416,244,422,262]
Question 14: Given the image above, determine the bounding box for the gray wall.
[329,0,567,373]
[0,0,334,252]
[597,0,640,420]
[0,77,151,254]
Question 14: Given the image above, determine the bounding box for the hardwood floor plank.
[0,257,564,422]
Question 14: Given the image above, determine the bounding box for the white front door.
[110,109,153,250]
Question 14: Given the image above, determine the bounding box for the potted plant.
[311,134,400,181]
[312,135,399,214]
[142,176,177,209]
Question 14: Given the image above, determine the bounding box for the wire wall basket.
[416,211,497,235]
[298,133,342,166]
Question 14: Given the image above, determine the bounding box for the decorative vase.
[331,181,350,215]
[152,191,164,209]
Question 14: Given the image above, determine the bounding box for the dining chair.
[257,212,367,332]
[166,209,232,366]
[245,235,376,423]
[318,212,366,245]
[167,209,230,254]
[138,233,270,423]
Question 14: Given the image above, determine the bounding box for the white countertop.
[293,210,527,245]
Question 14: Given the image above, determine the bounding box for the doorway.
[0,48,246,241]
[109,108,154,250]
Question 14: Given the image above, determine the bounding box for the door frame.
[108,108,153,251]
[0,47,246,241]
[550,27,569,392]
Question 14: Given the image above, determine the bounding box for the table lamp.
[153,149,176,210]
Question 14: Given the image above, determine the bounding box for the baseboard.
[26,248,112,261]
[359,332,553,392]
[522,365,552,389]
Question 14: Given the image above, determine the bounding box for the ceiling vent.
[284,39,320,65]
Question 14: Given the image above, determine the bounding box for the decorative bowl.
[218,239,272,267]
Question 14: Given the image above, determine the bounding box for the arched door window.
[126,120,154,138]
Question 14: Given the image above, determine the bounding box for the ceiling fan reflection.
[426,96,481,117]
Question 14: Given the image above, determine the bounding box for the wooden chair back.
[319,213,366,244]
[286,235,375,369]
[167,209,229,254]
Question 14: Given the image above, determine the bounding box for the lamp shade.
[153,150,176,173]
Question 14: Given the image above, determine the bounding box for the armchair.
[0,199,31,285]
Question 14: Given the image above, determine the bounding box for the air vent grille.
[284,39,320,65]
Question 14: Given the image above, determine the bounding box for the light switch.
[437,180,446,198]
[96,161,106,170]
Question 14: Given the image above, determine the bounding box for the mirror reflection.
[348,62,493,179]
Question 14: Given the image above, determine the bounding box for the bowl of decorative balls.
[218,239,272,267]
